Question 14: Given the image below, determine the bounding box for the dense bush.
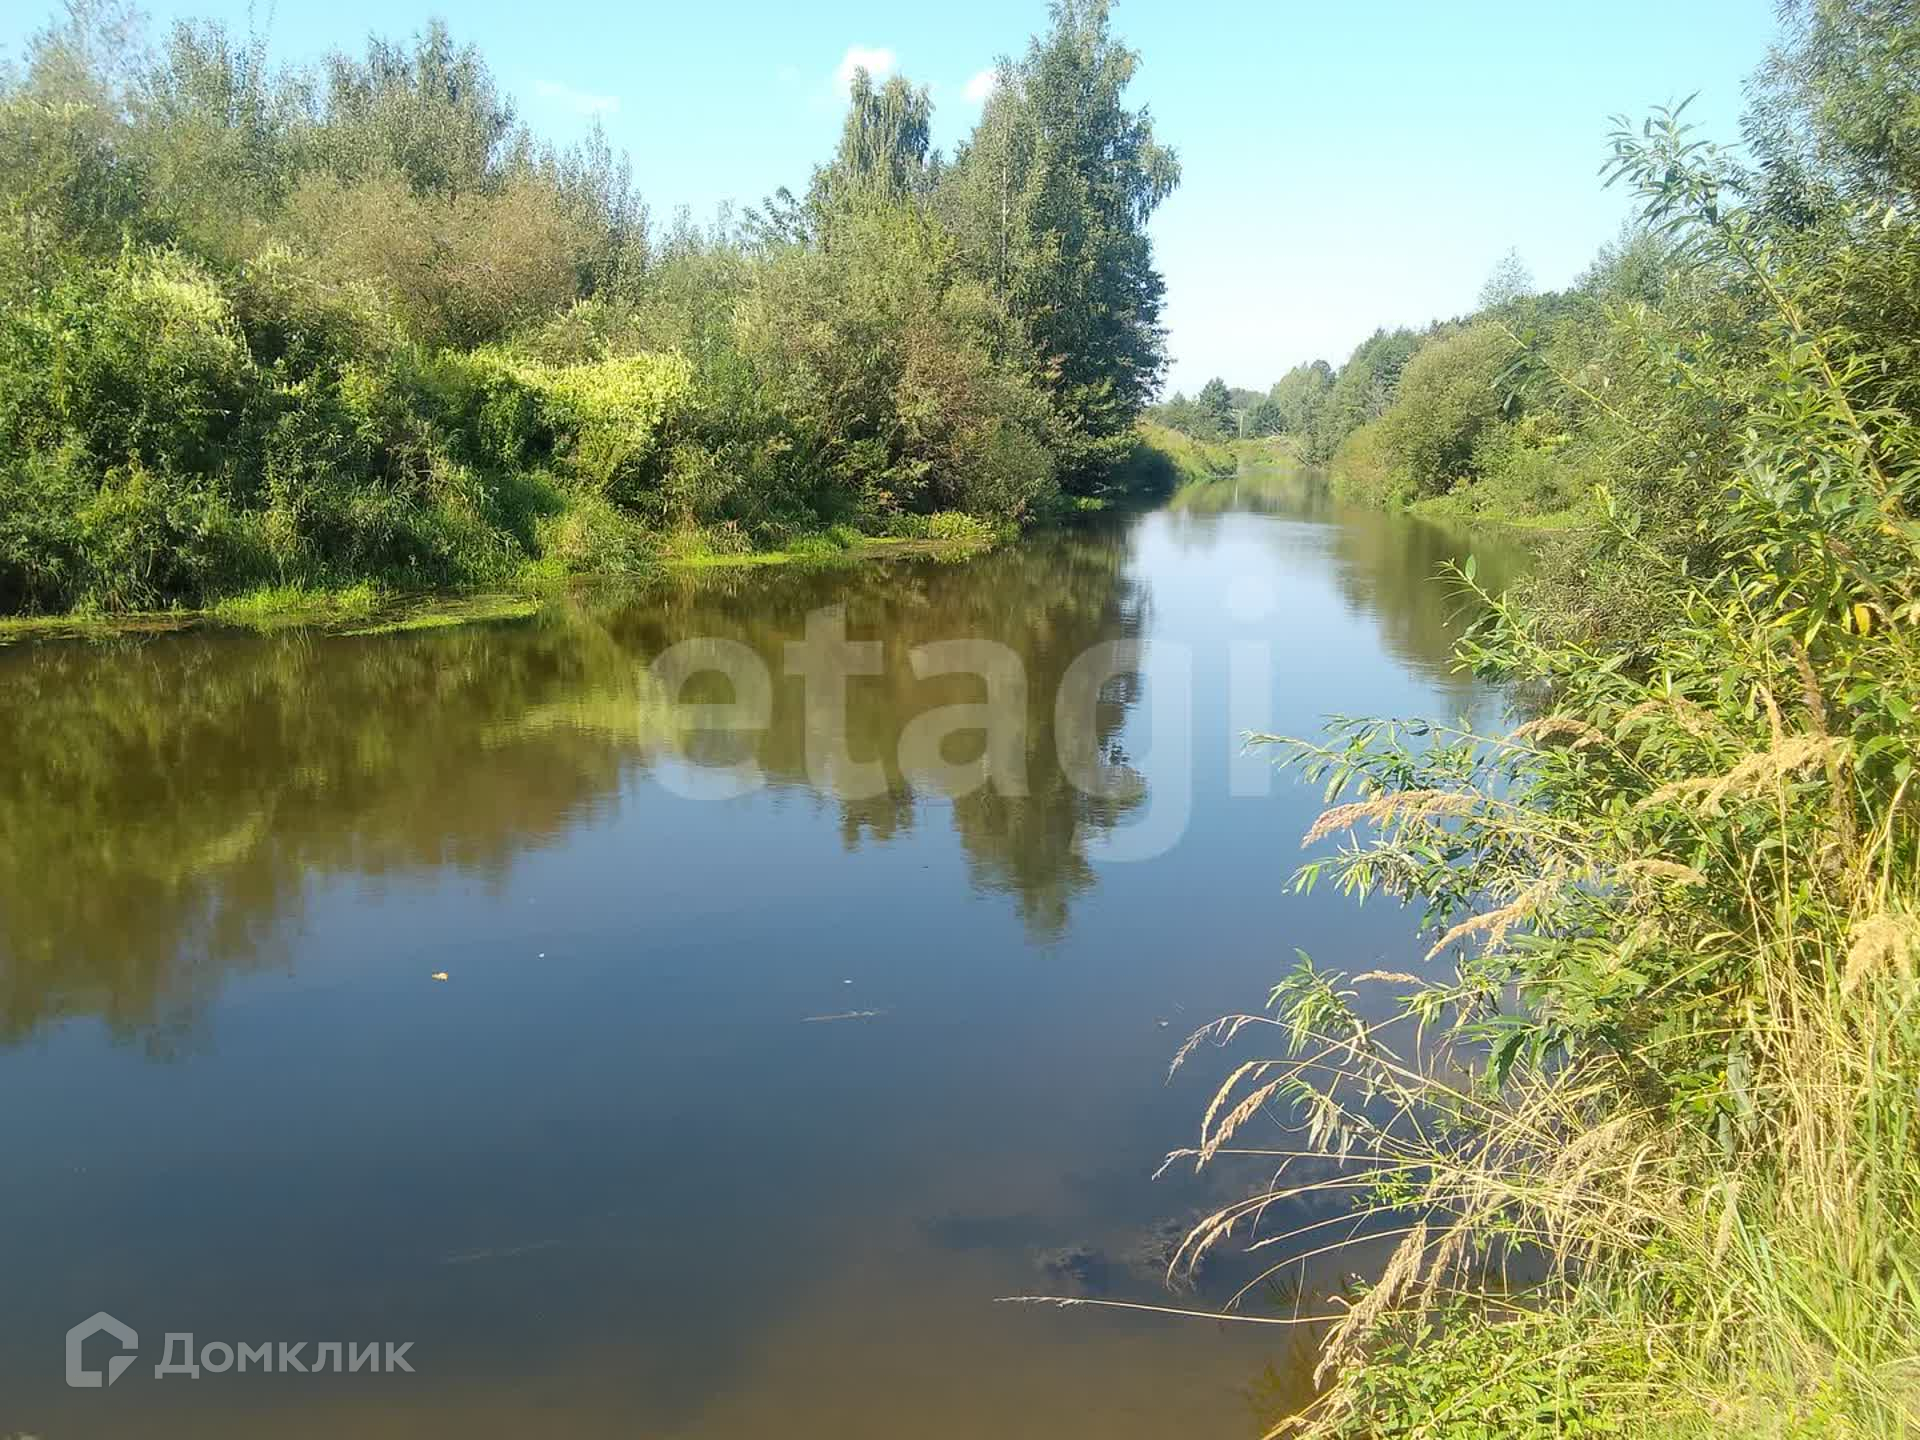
[1324,418,1406,507]
[737,205,1057,525]
[1375,322,1513,494]
[0,0,1177,613]
[520,353,695,508]
[287,170,588,348]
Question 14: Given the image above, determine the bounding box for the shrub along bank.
[0,2,1180,616]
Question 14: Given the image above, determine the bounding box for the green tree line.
[0,0,1178,614]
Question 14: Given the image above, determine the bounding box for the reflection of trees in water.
[566,526,1151,939]
[1167,462,1328,519]
[1322,508,1529,681]
[1171,464,1531,682]
[0,625,639,1050]
[0,528,1148,1044]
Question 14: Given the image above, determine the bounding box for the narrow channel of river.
[0,468,1527,1437]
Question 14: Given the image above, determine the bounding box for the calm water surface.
[0,471,1525,1437]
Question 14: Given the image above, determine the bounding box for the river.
[0,468,1527,1437]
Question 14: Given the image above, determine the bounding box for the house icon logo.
[66,1311,139,1388]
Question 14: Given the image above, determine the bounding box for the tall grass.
[1168,110,1920,1438]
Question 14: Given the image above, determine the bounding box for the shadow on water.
[0,475,1529,1439]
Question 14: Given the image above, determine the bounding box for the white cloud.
[833,45,896,95]
[962,68,997,105]
[535,79,619,117]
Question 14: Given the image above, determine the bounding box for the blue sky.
[6,0,1782,393]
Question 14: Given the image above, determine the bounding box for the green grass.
[210,581,382,629]
[0,518,1005,645]
[1409,490,1592,532]
[339,595,538,635]
[1130,420,1238,485]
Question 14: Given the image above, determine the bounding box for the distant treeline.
[1149,241,1657,524]
[0,0,1178,613]
[1148,112,1920,654]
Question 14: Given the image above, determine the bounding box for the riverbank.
[0,525,1009,643]
[0,422,1210,645]
[1320,436,1589,532]
[1170,81,1920,1440]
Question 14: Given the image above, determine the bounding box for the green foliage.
[1747,0,1920,207]
[1147,374,1249,443]
[287,169,587,347]
[816,70,935,219]
[1453,418,1593,520]
[131,19,302,263]
[921,510,999,547]
[1325,418,1409,508]
[1267,359,1334,439]
[1194,376,1236,438]
[312,19,515,197]
[1376,322,1515,495]
[1306,1300,1659,1440]
[526,490,658,579]
[1476,246,1536,310]
[0,0,1178,613]
[519,352,694,508]
[1122,419,1236,493]
[736,202,1059,525]
[1244,394,1284,437]
[1308,327,1422,461]
[40,248,255,477]
[939,0,1180,489]
[1196,22,1920,1438]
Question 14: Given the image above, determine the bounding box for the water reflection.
[0,526,1160,1046]
[0,478,1532,1440]
[0,495,1531,1047]
[1170,462,1529,683]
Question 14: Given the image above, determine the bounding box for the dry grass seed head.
[1314,1222,1429,1387]
[1618,694,1721,742]
[1842,912,1920,996]
[1302,789,1480,847]
[1514,714,1612,750]
[1637,734,1849,815]
[1616,858,1710,886]
[1426,866,1564,960]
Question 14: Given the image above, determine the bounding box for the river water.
[0,469,1525,1437]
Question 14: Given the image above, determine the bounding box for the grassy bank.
[1121,420,1238,488]
[1166,28,1920,1440]
[0,416,1207,643]
[0,509,1020,643]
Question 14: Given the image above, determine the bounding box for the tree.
[1477,247,1535,309]
[1268,359,1333,437]
[1196,376,1235,438]
[316,20,517,197]
[1377,322,1513,493]
[1245,395,1284,437]
[735,203,1058,523]
[940,0,1180,489]
[1747,0,1920,207]
[819,69,933,211]
[753,67,938,246]
[1308,330,1419,460]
